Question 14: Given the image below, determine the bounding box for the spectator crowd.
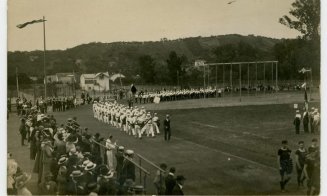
[9,100,185,195]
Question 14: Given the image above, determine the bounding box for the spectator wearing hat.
[115,146,125,180]
[172,175,186,195]
[105,135,116,170]
[19,118,27,146]
[164,114,171,141]
[293,110,301,134]
[67,170,86,195]
[121,150,136,185]
[153,163,167,195]
[29,126,39,160]
[57,157,68,194]
[15,172,32,196]
[41,139,54,184]
[54,132,66,158]
[165,167,176,195]
[98,166,116,195]
[33,129,44,184]
[87,182,99,196]
[66,135,78,153]
[38,172,57,195]
[84,162,97,185]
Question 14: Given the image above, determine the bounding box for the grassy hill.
[7,34,280,79]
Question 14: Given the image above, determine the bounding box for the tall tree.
[278,0,320,78]
[166,51,186,85]
[138,55,156,83]
[279,0,320,41]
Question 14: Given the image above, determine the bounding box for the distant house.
[46,73,76,84]
[194,60,206,67]
[80,72,110,91]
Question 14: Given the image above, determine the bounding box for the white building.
[46,73,76,84]
[80,72,110,91]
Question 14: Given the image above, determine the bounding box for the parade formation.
[93,101,162,139]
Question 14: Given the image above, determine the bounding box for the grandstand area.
[8,92,320,195]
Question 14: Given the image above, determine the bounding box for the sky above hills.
[8,0,301,51]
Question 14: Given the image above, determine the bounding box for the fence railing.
[91,139,151,193]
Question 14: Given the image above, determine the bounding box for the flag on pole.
[301,82,307,89]
[298,68,311,74]
[16,19,46,29]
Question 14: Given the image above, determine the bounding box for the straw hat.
[118,146,125,151]
[58,157,68,165]
[70,170,84,178]
[84,162,97,171]
[125,149,134,155]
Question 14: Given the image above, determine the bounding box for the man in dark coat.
[115,146,125,181]
[19,118,27,146]
[293,110,301,134]
[172,175,186,195]
[303,110,309,133]
[121,150,136,185]
[165,167,176,195]
[164,114,171,141]
[131,84,137,95]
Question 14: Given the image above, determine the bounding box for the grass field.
[7,93,320,195]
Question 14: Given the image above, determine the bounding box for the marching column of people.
[93,101,166,139]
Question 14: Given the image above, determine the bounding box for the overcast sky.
[8,0,301,51]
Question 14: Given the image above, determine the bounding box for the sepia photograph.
[6,0,322,195]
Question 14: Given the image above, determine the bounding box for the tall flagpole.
[43,16,47,99]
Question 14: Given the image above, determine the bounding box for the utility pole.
[107,63,110,98]
[72,69,75,97]
[16,67,19,97]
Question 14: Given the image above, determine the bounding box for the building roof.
[95,72,109,78]
[81,74,96,79]
[81,72,109,79]
[56,73,75,78]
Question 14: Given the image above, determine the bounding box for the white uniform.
[152,116,160,134]
[106,139,116,170]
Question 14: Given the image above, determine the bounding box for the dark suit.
[165,174,176,195]
[164,119,171,141]
[293,117,301,134]
[121,159,136,184]
[19,122,27,146]
[172,183,184,195]
[303,113,309,133]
